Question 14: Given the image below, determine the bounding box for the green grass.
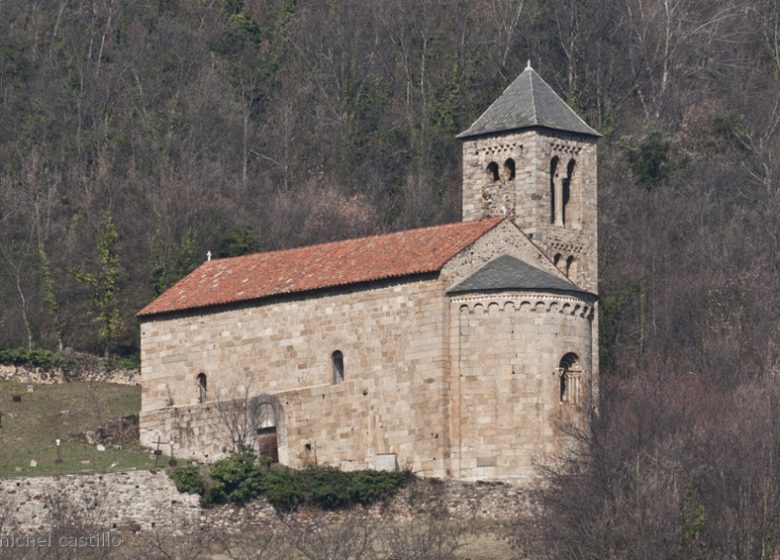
[0,380,158,477]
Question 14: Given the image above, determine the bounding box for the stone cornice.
[451,292,594,319]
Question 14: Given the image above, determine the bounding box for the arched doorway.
[255,403,277,462]
[249,395,286,464]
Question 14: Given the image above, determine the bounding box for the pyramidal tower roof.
[457,62,600,139]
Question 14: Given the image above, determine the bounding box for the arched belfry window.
[487,161,499,182]
[197,373,207,404]
[562,159,576,226]
[558,353,581,404]
[550,157,560,224]
[332,351,344,385]
[504,158,516,180]
[565,256,575,278]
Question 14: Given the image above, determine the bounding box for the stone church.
[137,64,600,483]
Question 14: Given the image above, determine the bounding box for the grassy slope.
[0,380,158,477]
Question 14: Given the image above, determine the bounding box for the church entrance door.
[256,427,278,463]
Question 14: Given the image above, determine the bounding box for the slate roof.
[137,216,505,318]
[457,64,600,139]
[448,255,582,295]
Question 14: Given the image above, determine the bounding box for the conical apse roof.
[457,64,600,139]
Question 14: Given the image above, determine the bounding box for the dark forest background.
[2,1,780,557]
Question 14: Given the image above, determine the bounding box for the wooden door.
[256,427,278,463]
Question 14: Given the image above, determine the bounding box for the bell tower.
[458,63,600,294]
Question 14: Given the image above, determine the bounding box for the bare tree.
[284,509,378,560]
[377,513,467,560]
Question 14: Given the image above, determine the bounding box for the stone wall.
[140,276,454,477]
[0,471,531,534]
[0,364,139,386]
[449,291,594,481]
[204,477,534,530]
[0,471,199,533]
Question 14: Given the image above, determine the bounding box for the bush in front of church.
[168,450,413,510]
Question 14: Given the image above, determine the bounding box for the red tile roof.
[137,217,505,318]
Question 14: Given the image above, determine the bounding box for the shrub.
[0,347,71,370]
[203,451,267,505]
[108,353,140,370]
[176,450,414,510]
[168,465,206,495]
[260,465,412,511]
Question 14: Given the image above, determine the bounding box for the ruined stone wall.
[448,291,594,482]
[140,277,453,476]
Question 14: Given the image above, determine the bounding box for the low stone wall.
[0,472,533,535]
[0,470,199,533]
[0,363,138,385]
[193,478,533,530]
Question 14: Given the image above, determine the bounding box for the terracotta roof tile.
[137,217,504,318]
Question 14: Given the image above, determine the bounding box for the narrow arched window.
[559,370,568,403]
[553,253,562,268]
[558,353,581,404]
[504,158,516,180]
[561,159,576,226]
[197,373,207,404]
[332,351,344,385]
[550,157,560,224]
[486,161,499,182]
[565,256,575,278]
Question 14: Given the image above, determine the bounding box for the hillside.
[0,380,155,477]
[2,1,780,557]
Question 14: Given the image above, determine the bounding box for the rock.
[14,467,21,472]
[110,463,118,468]
[81,460,90,465]
[96,444,106,452]
[60,410,69,416]
[84,430,97,445]
[30,460,37,467]
[26,385,33,393]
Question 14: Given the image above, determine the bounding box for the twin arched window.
[553,253,577,280]
[486,158,516,182]
[550,157,577,227]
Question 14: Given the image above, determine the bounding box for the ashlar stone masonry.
[137,64,600,484]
